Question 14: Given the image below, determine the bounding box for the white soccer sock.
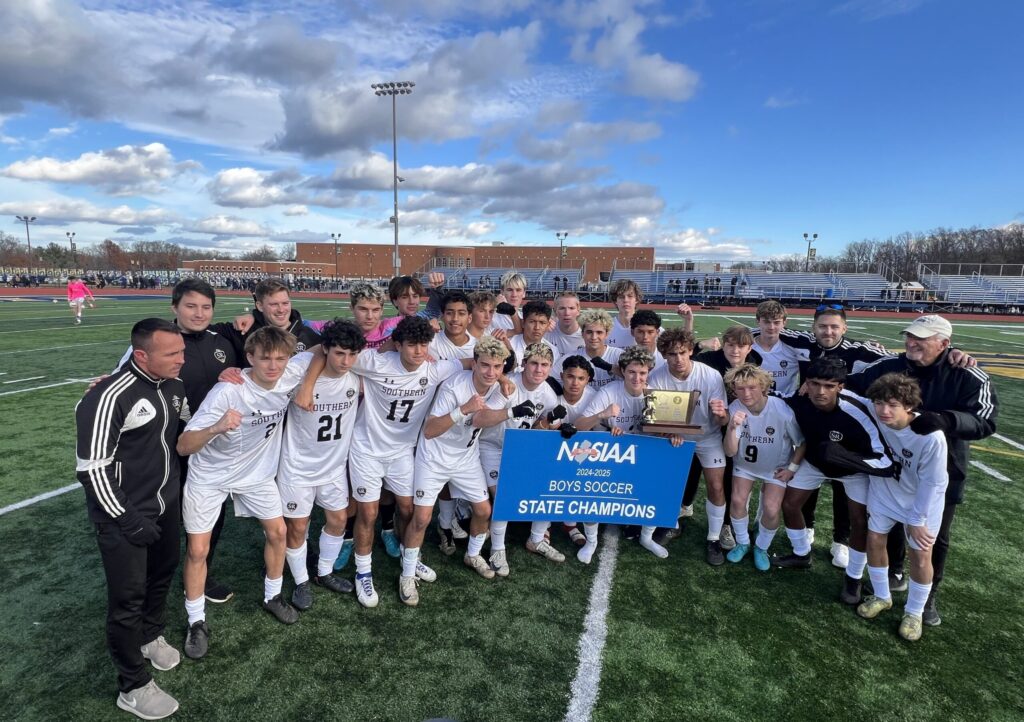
[401,546,419,578]
[577,523,600,564]
[185,595,205,625]
[846,549,868,580]
[285,543,309,586]
[706,501,726,541]
[583,523,599,544]
[490,520,508,551]
[318,530,344,577]
[786,527,811,556]
[731,516,750,546]
[467,533,486,558]
[867,565,890,601]
[438,499,455,529]
[264,575,283,603]
[529,521,550,545]
[639,525,668,558]
[355,552,372,576]
[905,580,932,618]
[755,523,777,551]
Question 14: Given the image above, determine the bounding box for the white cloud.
[366,209,496,240]
[283,204,308,216]
[517,120,661,160]
[180,215,271,237]
[0,198,174,226]
[832,0,931,21]
[764,92,807,109]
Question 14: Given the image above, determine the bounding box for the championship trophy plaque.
[640,389,703,435]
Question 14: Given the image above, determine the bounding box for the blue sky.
[0,0,1020,262]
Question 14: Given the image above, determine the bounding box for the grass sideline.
[1,296,1023,721]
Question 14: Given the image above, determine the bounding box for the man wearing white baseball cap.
[846,313,997,626]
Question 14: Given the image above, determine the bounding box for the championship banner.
[492,430,695,527]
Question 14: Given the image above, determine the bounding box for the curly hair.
[723,363,772,394]
[630,309,661,330]
[561,354,595,380]
[866,373,922,410]
[391,316,435,346]
[320,319,367,352]
[523,342,554,364]
[618,345,655,370]
[579,308,613,333]
[657,328,696,354]
[349,282,385,308]
[473,335,510,361]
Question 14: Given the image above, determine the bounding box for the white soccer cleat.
[831,542,850,569]
[415,559,437,583]
[355,573,379,609]
[679,504,694,518]
[488,549,511,577]
[449,517,469,540]
[464,553,496,579]
[526,539,565,563]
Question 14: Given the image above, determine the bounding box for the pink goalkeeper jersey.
[306,315,400,349]
[67,280,93,302]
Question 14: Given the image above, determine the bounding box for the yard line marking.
[2,375,45,384]
[0,484,80,516]
[0,377,96,397]
[970,446,1024,460]
[0,322,129,335]
[564,527,620,722]
[993,433,1024,452]
[0,340,123,356]
[970,461,1011,482]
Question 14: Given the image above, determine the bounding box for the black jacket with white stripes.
[75,360,189,523]
[846,349,998,503]
[769,328,893,377]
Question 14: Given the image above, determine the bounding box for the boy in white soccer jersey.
[576,346,683,559]
[648,329,731,565]
[856,374,948,642]
[722,364,806,571]
[480,343,563,576]
[496,300,560,374]
[467,291,497,340]
[546,292,583,356]
[398,337,517,605]
[577,309,623,390]
[606,279,643,348]
[429,291,477,361]
[489,271,528,333]
[630,310,666,368]
[177,327,312,659]
[279,320,365,612]
[751,300,808,397]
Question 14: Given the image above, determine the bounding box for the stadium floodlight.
[330,232,342,279]
[66,231,77,265]
[370,80,416,278]
[16,215,37,253]
[803,232,818,272]
[556,232,569,269]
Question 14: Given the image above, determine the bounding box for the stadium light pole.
[803,232,818,272]
[330,232,341,280]
[371,80,415,278]
[66,231,77,266]
[16,215,36,253]
[556,231,568,270]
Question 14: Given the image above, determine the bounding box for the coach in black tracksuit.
[846,314,997,625]
[76,319,188,705]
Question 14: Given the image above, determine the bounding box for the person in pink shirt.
[67,275,96,325]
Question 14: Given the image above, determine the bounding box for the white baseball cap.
[901,314,952,340]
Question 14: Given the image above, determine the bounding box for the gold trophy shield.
[640,389,703,436]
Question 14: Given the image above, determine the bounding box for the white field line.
[0,322,131,335]
[0,377,96,397]
[2,375,45,384]
[0,484,80,516]
[564,527,620,722]
[0,340,123,356]
[993,433,1024,452]
[970,461,1012,482]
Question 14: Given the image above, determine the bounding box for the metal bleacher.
[420,267,583,294]
[739,272,837,301]
[832,273,889,302]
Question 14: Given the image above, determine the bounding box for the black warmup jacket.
[229,309,321,367]
[694,348,763,377]
[75,361,189,523]
[771,328,893,376]
[846,349,998,503]
[787,392,896,480]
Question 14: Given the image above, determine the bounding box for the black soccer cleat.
[262,594,299,624]
[184,621,210,660]
[291,581,313,611]
[314,573,354,594]
[889,572,908,593]
[653,526,680,546]
[204,578,233,604]
[771,552,812,570]
[622,525,641,541]
[839,575,863,605]
[705,540,725,567]
[922,590,941,627]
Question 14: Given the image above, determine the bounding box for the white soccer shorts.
[349,452,414,502]
[70,298,85,308]
[479,445,503,490]
[414,463,489,508]
[278,478,349,518]
[694,434,727,469]
[183,478,282,534]
[867,497,943,551]
[841,474,869,506]
[732,467,788,490]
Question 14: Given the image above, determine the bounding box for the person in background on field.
[67,274,96,325]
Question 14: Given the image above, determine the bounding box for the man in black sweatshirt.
[75,318,190,720]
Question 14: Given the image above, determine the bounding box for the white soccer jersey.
[510,334,560,374]
[607,317,635,349]
[752,339,808,397]
[648,361,727,437]
[416,370,509,470]
[349,350,463,458]
[185,354,312,488]
[870,416,949,526]
[546,325,583,357]
[729,396,804,481]
[577,345,622,389]
[560,386,596,424]
[429,331,477,361]
[580,380,646,433]
[488,308,521,332]
[277,370,360,487]
[480,372,559,449]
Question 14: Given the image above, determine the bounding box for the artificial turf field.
[1,293,1022,722]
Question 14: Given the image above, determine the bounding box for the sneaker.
[753,546,771,572]
[889,572,908,593]
[116,679,179,720]
[382,529,401,558]
[313,573,354,594]
[830,543,850,569]
[140,636,180,671]
[438,526,457,556]
[183,620,210,660]
[465,553,496,579]
[333,539,354,571]
[923,591,941,627]
[899,613,924,641]
[771,552,812,569]
[726,543,750,564]
[526,539,566,563]
[488,550,510,577]
[355,572,379,608]
[398,575,419,607]
[204,578,233,604]
[449,517,469,540]
[679,504,694,518]
[415,559,437,583]
[291,581,313,611]
[839,575,863,605]
[567,526,587,547]
[719,525,737,551]
[262,594,299,624]
[705,540,725,566]
[856,595,893,619]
